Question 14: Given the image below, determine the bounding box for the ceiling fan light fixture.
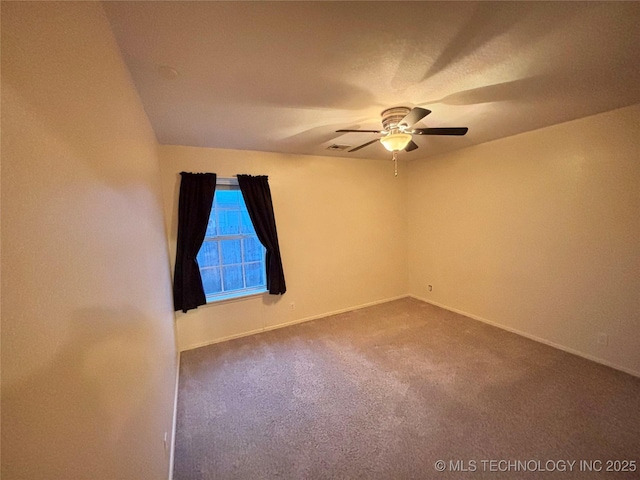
[380,132,412,152]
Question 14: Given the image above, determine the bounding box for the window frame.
[197,177,267,303]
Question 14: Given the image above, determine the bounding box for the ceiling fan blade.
[404,140,419,152]
[400,107,431,128]
[336,129,381,133]
[412,127,468,136]
[348,139,380,152]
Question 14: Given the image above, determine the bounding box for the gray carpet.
[174,298,639,479]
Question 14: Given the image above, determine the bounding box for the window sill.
[205,288,267,306]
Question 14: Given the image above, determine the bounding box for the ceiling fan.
[336,106,468,154]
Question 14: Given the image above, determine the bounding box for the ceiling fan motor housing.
[381,106,412,132]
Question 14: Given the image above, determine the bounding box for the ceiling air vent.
[326,144,351,151]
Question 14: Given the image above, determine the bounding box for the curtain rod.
[217,176,238,186]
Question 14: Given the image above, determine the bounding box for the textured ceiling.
[103,1,640,161]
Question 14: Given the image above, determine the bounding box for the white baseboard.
[181,294,410,352]
[410,295,640,378]
[262,294,410,333]
[168,353,180,480]
[180,326,267,352]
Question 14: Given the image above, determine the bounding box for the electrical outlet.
[290,302,296,311]
[597,332,609,346]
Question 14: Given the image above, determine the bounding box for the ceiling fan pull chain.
[393,151,398,177]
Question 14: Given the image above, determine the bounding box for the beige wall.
[408,104,640,376]
[1,3,177,479]
[159,146,408,350]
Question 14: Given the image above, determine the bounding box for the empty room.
[1,2,639,479]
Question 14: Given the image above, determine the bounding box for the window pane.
[198,184,267,301]
[201,267,222,295]
[218,209,240,235]
[244,262,265,288]
[243,236,264,262]
[197,240,219,267]
[222,265,243,291]
[205,211,217,237]
[220,239,242,265]
[240,210,255,234]
[215,190,239,207]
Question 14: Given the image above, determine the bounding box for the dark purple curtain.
[173,172,217,312]
[237,174,286,295]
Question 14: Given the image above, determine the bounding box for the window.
[196,178,266,302]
